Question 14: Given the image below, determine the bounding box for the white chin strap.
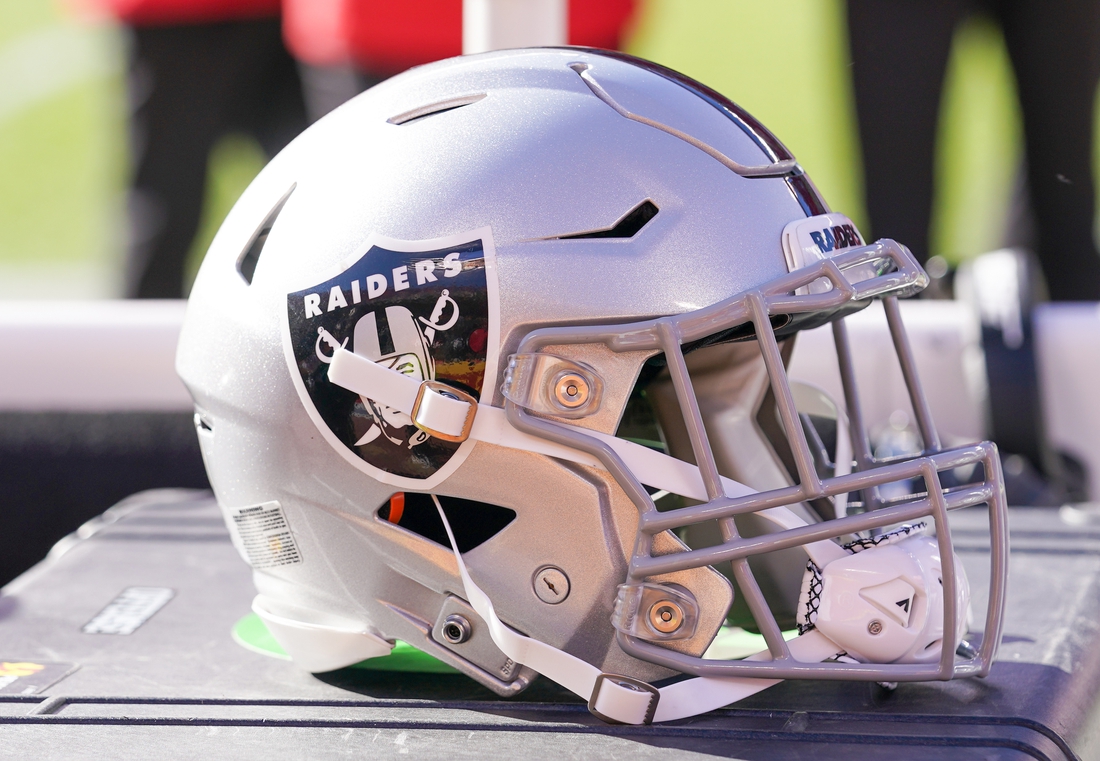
[327,347,848,723]
[431,494,841,724]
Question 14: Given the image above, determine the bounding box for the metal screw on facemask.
[553,373,590,409]
[868,620,884,636]
[648,600,685,634]
[442,614,472,644]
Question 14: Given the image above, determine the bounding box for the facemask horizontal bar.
[638,442,994,535]
[632,479,989,577]
[620,629,988,682]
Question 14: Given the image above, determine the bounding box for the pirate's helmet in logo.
[284,236,491,482]
[352,298,453,448]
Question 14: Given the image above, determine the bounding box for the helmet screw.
[441,614,472,644]
[868,620,884,636]
[648,600,685,634]
[553,372,590,409]
[533,566,570,604]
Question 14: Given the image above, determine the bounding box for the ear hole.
[236,184,295,285]
[385,492,405,524]
[378,492,516,553]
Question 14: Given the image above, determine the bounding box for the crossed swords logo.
[313,289,460,364]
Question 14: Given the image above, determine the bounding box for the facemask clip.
[612,583,699,642]
[502,353,603,418]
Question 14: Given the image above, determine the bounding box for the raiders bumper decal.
[284,230,497,485]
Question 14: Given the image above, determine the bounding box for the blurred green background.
[0,0,1079,298]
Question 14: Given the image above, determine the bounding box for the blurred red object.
[73,0,281,24]
[283,0,637,73]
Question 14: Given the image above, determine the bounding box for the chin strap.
[326,347,850,723]
[431,494,842,724]
[327,347,847,568]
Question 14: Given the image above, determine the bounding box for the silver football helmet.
[177,48,1007,725]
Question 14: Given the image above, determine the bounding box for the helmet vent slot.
[387,94,487,126]
[236,184,294,285]
[554,200,659,240]
[379,492,515,553]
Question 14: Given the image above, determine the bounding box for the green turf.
[0,0,55,44]
[1,0,1091,291]
[933,16,1024,264]
[0,14,126,274]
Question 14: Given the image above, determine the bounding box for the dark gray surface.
[0,489,1097,759]
[0,412,209,587]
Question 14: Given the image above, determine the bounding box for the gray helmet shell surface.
[177,48,1006,722]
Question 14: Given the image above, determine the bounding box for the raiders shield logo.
[282,229,498,486]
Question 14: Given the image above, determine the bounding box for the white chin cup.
[812,535,971,665]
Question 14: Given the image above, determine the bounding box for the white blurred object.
[1034,303,1100,499]
[4,293,1089,505]
[954,248,1026,349]
[789,300,989,448]
[463,0,566,54]
[0,300,191,411]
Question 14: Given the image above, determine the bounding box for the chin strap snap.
[589,673,661,725]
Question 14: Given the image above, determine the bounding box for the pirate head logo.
[285,232,494,482]
[316,294,458,449]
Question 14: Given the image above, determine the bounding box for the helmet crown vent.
[236,184,294,285]
[387,93,487,126]
[553,200,658,240]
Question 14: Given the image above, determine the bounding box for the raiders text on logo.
[285,236,491,481]
[809,223,863,255]
[300,253,464,319]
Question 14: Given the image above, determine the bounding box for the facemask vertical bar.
[747,293,823,496]
[657,321,725,502]
[978,444,1009,677]
[831,318,881,511]
[923,458,958,679]
[883,297,942,452]
[660,312,793,661]
[725,539,793,661]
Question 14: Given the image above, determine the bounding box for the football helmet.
[177,48,1007,725]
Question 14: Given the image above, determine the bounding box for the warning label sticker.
[82,587,174,635]
[229,502,302,569]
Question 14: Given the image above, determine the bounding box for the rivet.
[533,566,570,604]
[868,619,883,636]
[553,372,590,409]
[648,600,685,634]
[441,614,471,644]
